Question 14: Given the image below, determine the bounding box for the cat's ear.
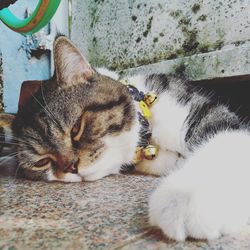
[53,36,94,87]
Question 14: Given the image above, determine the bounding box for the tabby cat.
[2,36,250,241]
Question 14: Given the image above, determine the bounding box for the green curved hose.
[0,0,61,35]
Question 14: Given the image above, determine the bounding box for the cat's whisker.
[40,82,62,128]
[0,134,30,146]
[14,162,23,180]
[0,151,19,158]
[0,153,18,166]
[6,150,34,180]
[0,141,26,147]
[14,158,37,181]
[0,149,31,161]
[29,91,61,128]
[0,141,30,150]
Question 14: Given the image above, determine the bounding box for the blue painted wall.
[0,0,50,113]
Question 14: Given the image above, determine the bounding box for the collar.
[120,79,159,164]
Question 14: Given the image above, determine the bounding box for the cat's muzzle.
[65,159,79,174]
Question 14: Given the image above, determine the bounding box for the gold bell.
[133,145,158,164]
[142,145,158,160]
[144,92,157,106]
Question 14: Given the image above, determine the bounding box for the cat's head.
[11,36,139,182]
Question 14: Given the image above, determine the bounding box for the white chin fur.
[46,170,82,182]
[78,117,140,181]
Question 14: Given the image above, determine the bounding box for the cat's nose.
[64,161,78,174]
[55,155,79,174]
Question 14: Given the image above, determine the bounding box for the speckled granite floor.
[1,167,250,250]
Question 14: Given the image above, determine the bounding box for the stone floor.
[1,166,250,250]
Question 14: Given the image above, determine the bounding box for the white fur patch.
[78,117,140,181]
[149,130,250,240]
[46,170,82,182]
[150,93,189,155]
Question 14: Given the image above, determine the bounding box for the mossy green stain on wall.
[170,10,182,18]
[143,16,153,37]
[197,14,207,21]
[171,9,200,56]
[173,58,207,79]
[90,4,100,28]
[191,3,201,13]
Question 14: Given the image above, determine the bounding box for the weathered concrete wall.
[0,1,50,113]
[126,42,250,80]
[72,0,250,80]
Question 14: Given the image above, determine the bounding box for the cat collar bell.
[120,79,158,164]
[120,80,157,119]
[133,145,158,164]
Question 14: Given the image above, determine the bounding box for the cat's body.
[2,36,250,241]
[125,74,250,240]
[124,73,240,177]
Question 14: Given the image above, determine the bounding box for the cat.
[2,36,250,241]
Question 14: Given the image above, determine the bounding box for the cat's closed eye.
[71,115,85,142]
[33,157,52,170]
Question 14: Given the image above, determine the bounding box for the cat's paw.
[149,181,189,241]
[149,177,242,241]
